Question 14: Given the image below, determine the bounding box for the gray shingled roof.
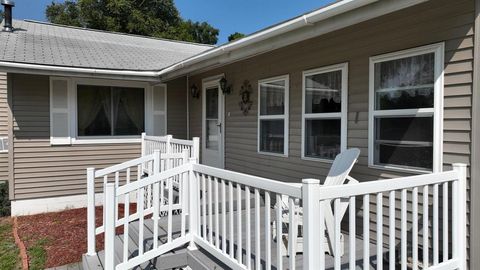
[0,20,213,71]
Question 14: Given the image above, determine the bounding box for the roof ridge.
[21,19,216,48]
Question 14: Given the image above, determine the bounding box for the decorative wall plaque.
[238,80,253,115]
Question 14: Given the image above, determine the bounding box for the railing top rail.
[192,164,302,198]
[170,138,195,146]
[317,170,459,200]
[143,134,169,142]
[94,154,155,178]
[117,163,192,195]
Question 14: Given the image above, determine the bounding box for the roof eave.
[0,61,162,82]
[158,0,428,81]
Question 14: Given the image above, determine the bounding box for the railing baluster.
[115,172,120,222]
[334,198,341,270]
[222,179,227,254]
[275,194,282,270]
[246,186,252,270]
[229,181,234,258]
[208,176,213,244]
[237,184,243,263]
[363,194,370,269]
[433,183,439,264]
[376,193,383,270]
[401,189,407,270]
[168,176,173,242]
[138,187,145,255]
[123,189,130,263]
[215,177,220,249]
[389,191,395,270]
[202,174,207,238]
[265,191,271,270]
[319,200,325,270]
[103,175,108,231]
[413,187,419,270]
[442,182,449,262]
[153,180,160,249]
[349,196,356,270]
[255,188,261,270]
[288,197,296,270]
[180,171,186,237]
[423,185,429,269]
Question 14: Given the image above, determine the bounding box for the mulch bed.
[16,204,137,268]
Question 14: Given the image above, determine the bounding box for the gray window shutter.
[146,85,167,136]
[50,78,72,145]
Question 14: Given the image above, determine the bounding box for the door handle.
[216,123,222,127]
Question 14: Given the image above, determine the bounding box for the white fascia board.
[0,61,162,82]
[159,0,428,81]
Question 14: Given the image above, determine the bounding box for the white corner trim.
[11,193,104,216]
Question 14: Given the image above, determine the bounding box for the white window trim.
[301,62,348,162]
[257,75,289,157]
[65,78,160,145]
[368,43,444,174]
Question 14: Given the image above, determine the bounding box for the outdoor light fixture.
[219,76,232,95]
[190,84,199,99]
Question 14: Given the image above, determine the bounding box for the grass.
[0,218,22,270]
[28,238,48,270]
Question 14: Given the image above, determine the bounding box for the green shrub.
[0,182,10,217]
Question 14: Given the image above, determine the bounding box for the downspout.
[186,75,190,139]
[470,0,480,267]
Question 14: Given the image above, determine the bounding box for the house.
[0,0,478,268]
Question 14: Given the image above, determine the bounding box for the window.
[49,78,167,145]
[258,75,289,156]
[0,137,8,153]
[77,85,145,137]
[302,63,348,161]
[369,43,444,173]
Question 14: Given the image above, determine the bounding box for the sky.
[10,0,336,44]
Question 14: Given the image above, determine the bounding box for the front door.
[202,80,224,168]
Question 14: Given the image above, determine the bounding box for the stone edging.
[13,217,29,270]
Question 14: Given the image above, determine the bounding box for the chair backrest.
[323,148,360,186]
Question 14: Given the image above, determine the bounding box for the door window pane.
[305,70,342,114]
[260,81,285,115]
[206,120,218,150]
[305,119,341,160]
[374,53,434,110]
[259,119,284,154]
[206,87,218,119]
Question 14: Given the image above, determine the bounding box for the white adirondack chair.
[272,148,360,257]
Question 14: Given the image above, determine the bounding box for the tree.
[228,32,245,42]
[0,10,4,22]
[45,0,219,45]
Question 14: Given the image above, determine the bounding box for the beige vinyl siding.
[166,77,188,139]
[184,0,474,259]
[10,74,187,200]
[0,73,8,182]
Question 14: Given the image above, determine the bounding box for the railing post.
[86,167,96,256]
[193,137,200,162]
[302,178,321,270]
[104,183,116,270]
[153,149,161,174]
[452,163,467,269]
[152,149,161,222]
[141,132,146,157]
[166,135,173,154]
[188,157,199,250]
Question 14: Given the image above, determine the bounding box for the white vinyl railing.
[94,156,467,270]
[86,135,199,257]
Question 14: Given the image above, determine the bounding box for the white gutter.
[158,0,377,79]
[0,61,161,82]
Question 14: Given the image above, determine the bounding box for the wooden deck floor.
[83,203,386,270]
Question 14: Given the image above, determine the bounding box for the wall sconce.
[219,77,232,95]
[190,84,200,99]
